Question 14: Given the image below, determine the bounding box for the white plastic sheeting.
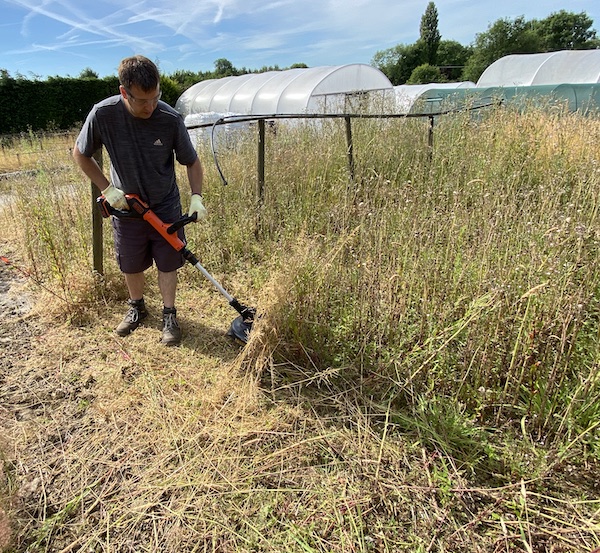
[477,50,600,87]
[184,112,251,148]
[394,82,475,113]
[175,64,393,117]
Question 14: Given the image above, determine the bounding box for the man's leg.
[116,272,148,336]
[124,272,145,300]
[158,270,181,346]
[157,270,177,308]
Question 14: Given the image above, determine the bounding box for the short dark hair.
[118,56,160,92]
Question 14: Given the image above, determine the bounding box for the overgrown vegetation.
[0,105,599,551]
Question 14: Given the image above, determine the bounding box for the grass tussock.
[1,105,600,551]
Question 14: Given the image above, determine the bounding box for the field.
[1,104,600,552]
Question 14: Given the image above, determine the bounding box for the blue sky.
[1,0,599,79]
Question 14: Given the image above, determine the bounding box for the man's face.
[120,84,161,119]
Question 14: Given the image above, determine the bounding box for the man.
[73,55,206,346]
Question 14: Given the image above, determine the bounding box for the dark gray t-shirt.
[76,95,198,215]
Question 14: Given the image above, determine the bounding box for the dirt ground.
[0,255,32,322]
[0,245,35,395]
[0,246,34,549]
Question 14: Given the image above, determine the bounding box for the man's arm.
[186,157,207,220]
[72,144,110,192]
[186,157,203,196]
[73,144,128,209]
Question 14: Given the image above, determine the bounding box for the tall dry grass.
[1,104,600,551]
[213,108,600,457]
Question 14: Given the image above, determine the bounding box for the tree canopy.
[535,10,598,50]
[419,2,441,65]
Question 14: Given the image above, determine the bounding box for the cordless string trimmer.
[97,193,255,343]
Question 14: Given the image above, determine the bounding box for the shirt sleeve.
[75,106,103,157]
[173,115,198,166]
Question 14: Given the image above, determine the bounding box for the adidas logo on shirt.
[154,139,163,146]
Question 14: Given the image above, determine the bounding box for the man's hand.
[102,184,129,211]
[188,194,207,221]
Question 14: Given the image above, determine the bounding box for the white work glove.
[188,194,207,221]
[102,184,129,211]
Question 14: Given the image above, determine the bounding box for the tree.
[79,67,99,79]
[159,76,182,107]
[436,40,473,81]
[372,42,425,85]
[254,64,281,73]
[407,63,444,84]
[419,2,441,65]
[462,16,541,82]
[372,3,445,84]
[213,58,237,78]
[534,10,598,50]
[170,69,208,91]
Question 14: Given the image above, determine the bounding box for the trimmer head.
[227,315,253,343]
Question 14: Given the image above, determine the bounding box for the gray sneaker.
[116,299,148,336]
[161,307,182,346]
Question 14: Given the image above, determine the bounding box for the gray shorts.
[111,216,186,274]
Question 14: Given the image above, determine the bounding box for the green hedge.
[0,75,182,134]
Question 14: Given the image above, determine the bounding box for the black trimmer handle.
[167,213,197,234]
[96,196,143,219]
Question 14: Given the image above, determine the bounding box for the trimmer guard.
[227,315,253,343]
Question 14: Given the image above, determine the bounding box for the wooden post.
[345,116,355,181]
[428,115,434,161]
[255,119,266,236]
[257,119,265,205]
[91,149,103,276]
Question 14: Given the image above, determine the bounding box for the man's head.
[118,55,161,119]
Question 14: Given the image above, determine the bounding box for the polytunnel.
[175,64,393,118]
[393,82,475,113]
[407,83,600,114]
[477,50,600,87]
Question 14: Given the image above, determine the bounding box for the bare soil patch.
[0,244,36,550]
